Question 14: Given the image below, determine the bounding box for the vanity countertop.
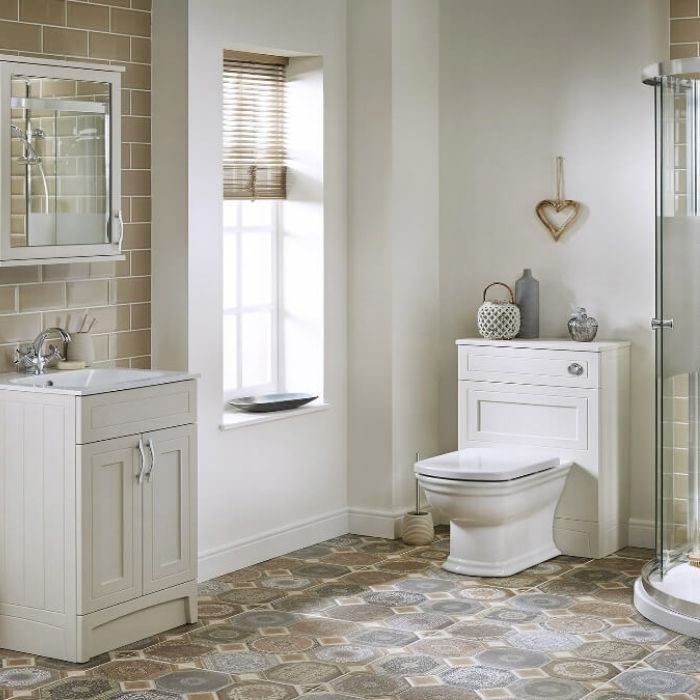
[0,367,197,396]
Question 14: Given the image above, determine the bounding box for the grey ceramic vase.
[514,269,539,338]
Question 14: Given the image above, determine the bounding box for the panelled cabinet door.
[142,424,197,595]
[77,435,143,614]
[458,381,591,451]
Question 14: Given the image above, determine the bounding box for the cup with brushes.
[57,313,96,369]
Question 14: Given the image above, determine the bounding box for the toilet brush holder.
[401,471,434,546]
[401,511,434,546]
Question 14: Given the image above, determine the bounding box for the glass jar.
[568,307,598,342]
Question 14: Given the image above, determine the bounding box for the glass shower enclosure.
[635,57,700,635]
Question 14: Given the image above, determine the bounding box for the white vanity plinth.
[457,338,630,558]
[0,369,198,662]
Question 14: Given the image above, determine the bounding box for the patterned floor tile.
[575,640,648,662]
[7,536,700,699]
[40,676,117,698]
[265,661,342,685]
[0,667,58,691]
[94,660,171,681]
[310,644,381,666]
[542,658,618,681]
[105,692,179,700]
[508,676,588,699]
[373,652,443,676]
[330,670,409,697]
[614,667,697,694]
[399,687,479,699]
[440,664,516,690]
[144,640,214,663]
[475,647,548,669]
[202,651,277,674]
[216,681,297,700]
[155,669,231,693]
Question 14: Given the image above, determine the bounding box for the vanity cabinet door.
[77,435,143,614]
[142,424,197,595]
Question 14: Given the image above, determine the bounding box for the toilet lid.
[414,447,560,481]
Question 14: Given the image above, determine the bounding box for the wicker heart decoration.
[536,199,581,242]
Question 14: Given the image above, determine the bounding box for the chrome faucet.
[14,327,71,374]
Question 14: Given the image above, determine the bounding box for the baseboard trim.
[348,507,406,539]
[628,518,654,549]
[197,508,349,581]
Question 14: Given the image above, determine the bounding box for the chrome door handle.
[568,362,584,376]
[651,318,674,330]
[145,437,155,483]
[137,437,146,485]
[113,210,124,250]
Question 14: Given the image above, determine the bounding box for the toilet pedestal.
[417,461,571,577]
[446,520,560,577]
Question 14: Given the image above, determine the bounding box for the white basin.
[2,368,195,394]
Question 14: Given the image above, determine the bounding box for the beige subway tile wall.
[667,8,695,547]
[671,0,700,58]
[0,0,151,371]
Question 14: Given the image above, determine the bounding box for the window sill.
[219,401,330,431]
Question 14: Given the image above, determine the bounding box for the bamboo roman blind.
[223,50,288,200]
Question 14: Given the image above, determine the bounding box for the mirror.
[10,74,111,248]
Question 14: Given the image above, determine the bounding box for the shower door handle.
[113,210,124,250]
[651,318,674,330]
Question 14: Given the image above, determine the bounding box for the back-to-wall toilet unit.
[415,339,630,576]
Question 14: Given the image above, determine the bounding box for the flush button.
[568,362,584,376]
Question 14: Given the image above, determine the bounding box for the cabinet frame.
[0,382,198,662]
[0,54,123,265]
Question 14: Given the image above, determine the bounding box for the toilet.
[417,338,631,573]
[415,447,572,576]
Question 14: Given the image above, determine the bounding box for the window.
[223,199,281,399]
[222,51,287,401]
[221,52,325,413]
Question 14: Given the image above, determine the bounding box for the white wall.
[347,0,395,530]
[153,0,348,578]
[152,0,669,572]
[347,0,440,536]
[438,0,668,544]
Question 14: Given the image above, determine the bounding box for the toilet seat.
[415,447,560,481]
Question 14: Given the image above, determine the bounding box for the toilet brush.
[414,479,423,515]
[401,452,435,546]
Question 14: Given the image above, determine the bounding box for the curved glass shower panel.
[657,74,694,568]
[637,58,700,630]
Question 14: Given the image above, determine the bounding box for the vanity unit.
[0,54,123,266]
[0,370,197,662]
[457,339,630,558]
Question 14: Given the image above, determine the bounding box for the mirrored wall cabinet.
[0,54,124,266]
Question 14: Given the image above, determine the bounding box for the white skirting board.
[628,518,654,549]
[197,508,349,581]
[197,506,440,581]
[347,508,406,539]
[198,509,654,583]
